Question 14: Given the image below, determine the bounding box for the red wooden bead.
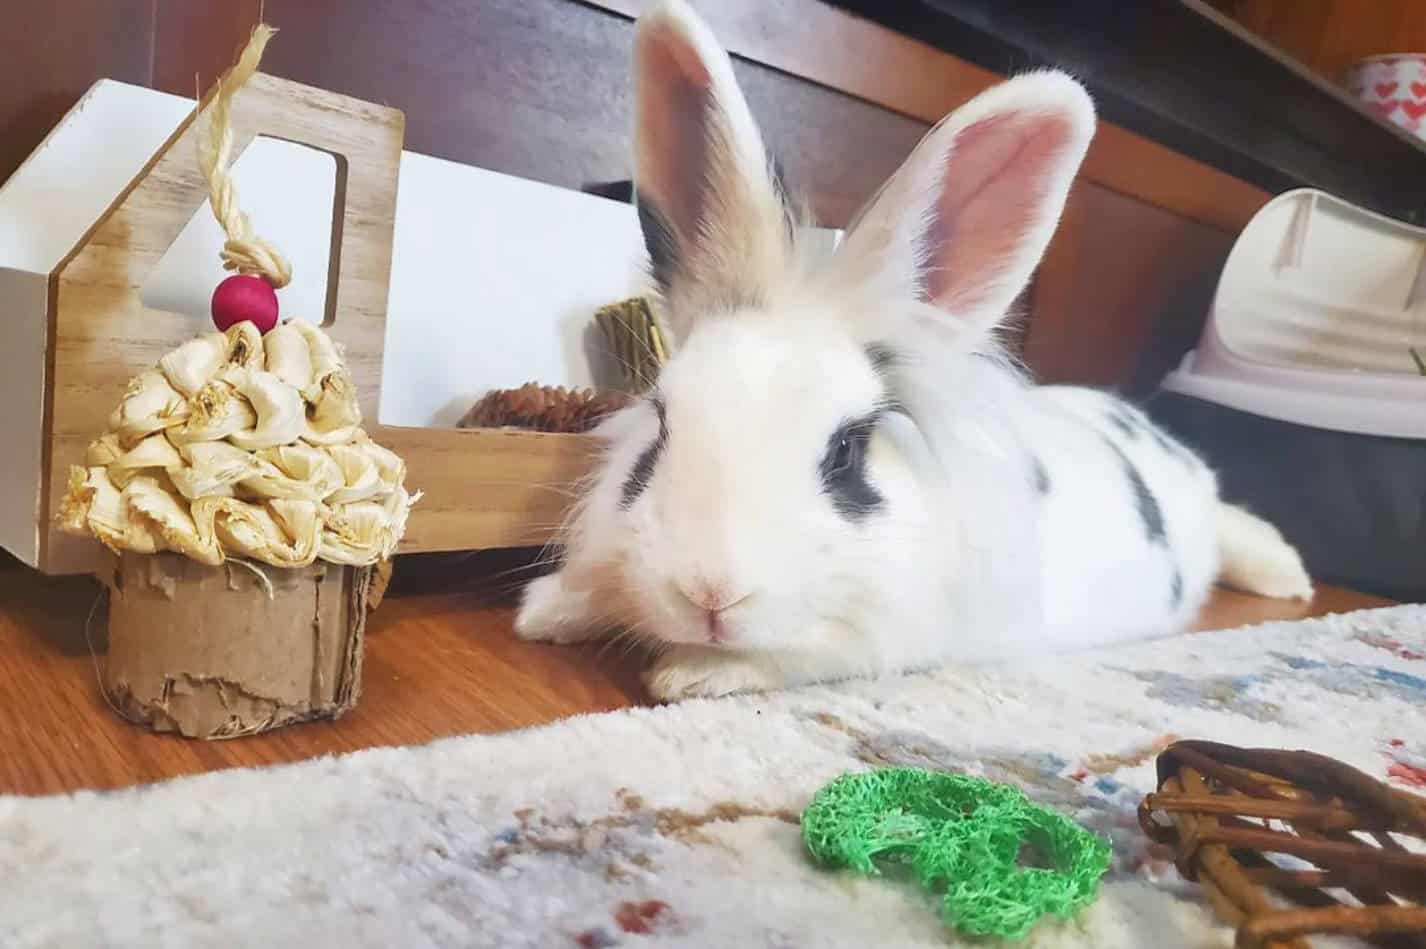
[211,274,279,333]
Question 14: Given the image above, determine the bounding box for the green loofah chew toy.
[801,767,1112,941]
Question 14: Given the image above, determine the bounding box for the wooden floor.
[0,559,1394,797]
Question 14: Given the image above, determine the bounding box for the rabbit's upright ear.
[834,71,1095,335]
[632,1,794,342]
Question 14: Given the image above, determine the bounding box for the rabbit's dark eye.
[819,416,883,521]
[829,433,859,476]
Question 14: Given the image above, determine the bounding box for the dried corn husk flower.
[57,322,418,569]
[458,383,634,434]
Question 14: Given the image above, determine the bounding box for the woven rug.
[3,607,1424,949]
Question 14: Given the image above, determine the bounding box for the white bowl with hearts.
[1345,54,1426,138]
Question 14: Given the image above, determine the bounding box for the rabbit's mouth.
[643,583,760,649]
[704,610,728,645]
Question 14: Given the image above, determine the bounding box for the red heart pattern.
[1347,55,1426,140]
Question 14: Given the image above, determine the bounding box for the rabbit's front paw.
[514,572,602,645]
[643,648,782,700]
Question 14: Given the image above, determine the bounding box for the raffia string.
[197,23,293,289]
[225,558,276,601]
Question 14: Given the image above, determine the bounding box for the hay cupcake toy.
[54,25,416,739]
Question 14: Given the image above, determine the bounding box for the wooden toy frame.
[38,71,597,573]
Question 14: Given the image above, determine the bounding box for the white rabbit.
[515,0,1312,700]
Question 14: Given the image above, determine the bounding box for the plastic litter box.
[1151,188,1426,601]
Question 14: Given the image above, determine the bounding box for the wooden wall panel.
[1026,183,1234,392]
[0,0,1248,400]
[151,0,262,97]
[0,0,153,184]
[1206,0,1426,82]
[143,0,1265,232]
[586,0,1270,234]
[236,0,929,228]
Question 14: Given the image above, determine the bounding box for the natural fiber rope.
[82,587,126,719]
[196,23,292,289]
[225,558,276,601]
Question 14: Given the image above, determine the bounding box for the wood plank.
[1214,0,1426,83]
[0,562,1398,797]
[380,428,601,553]
[582,0,1269,233]
[763,0,1426,229]
[1193,584,1395,633]
[0,569,644,796]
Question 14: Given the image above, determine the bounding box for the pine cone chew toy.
[458,383,634,434]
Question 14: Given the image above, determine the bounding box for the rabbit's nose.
[674,578,752,614]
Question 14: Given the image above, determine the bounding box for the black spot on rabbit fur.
[1030,456,1051,495]
[1101,436,1167,546]
[1148,423,1200,469]
[620,398,668,510]
[1106,405,1139,440]
[769,155,798,241]
[865,344,898,375]
[863,346,911,419]
[1108,399,1201,470]
[636,190,679,296]
[1169,565,1184,608]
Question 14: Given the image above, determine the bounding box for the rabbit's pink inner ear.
[922,111,1076,312]
[635,22,714,259]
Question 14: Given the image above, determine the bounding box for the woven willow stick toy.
[1139,740,1426,949]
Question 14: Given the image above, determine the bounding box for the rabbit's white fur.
[515,0,1312,700]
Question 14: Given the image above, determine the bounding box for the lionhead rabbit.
[515,0,1311,700]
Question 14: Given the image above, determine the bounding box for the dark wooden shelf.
[827,0,1426,225]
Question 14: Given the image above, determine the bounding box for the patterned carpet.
[2,606,1424,948]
